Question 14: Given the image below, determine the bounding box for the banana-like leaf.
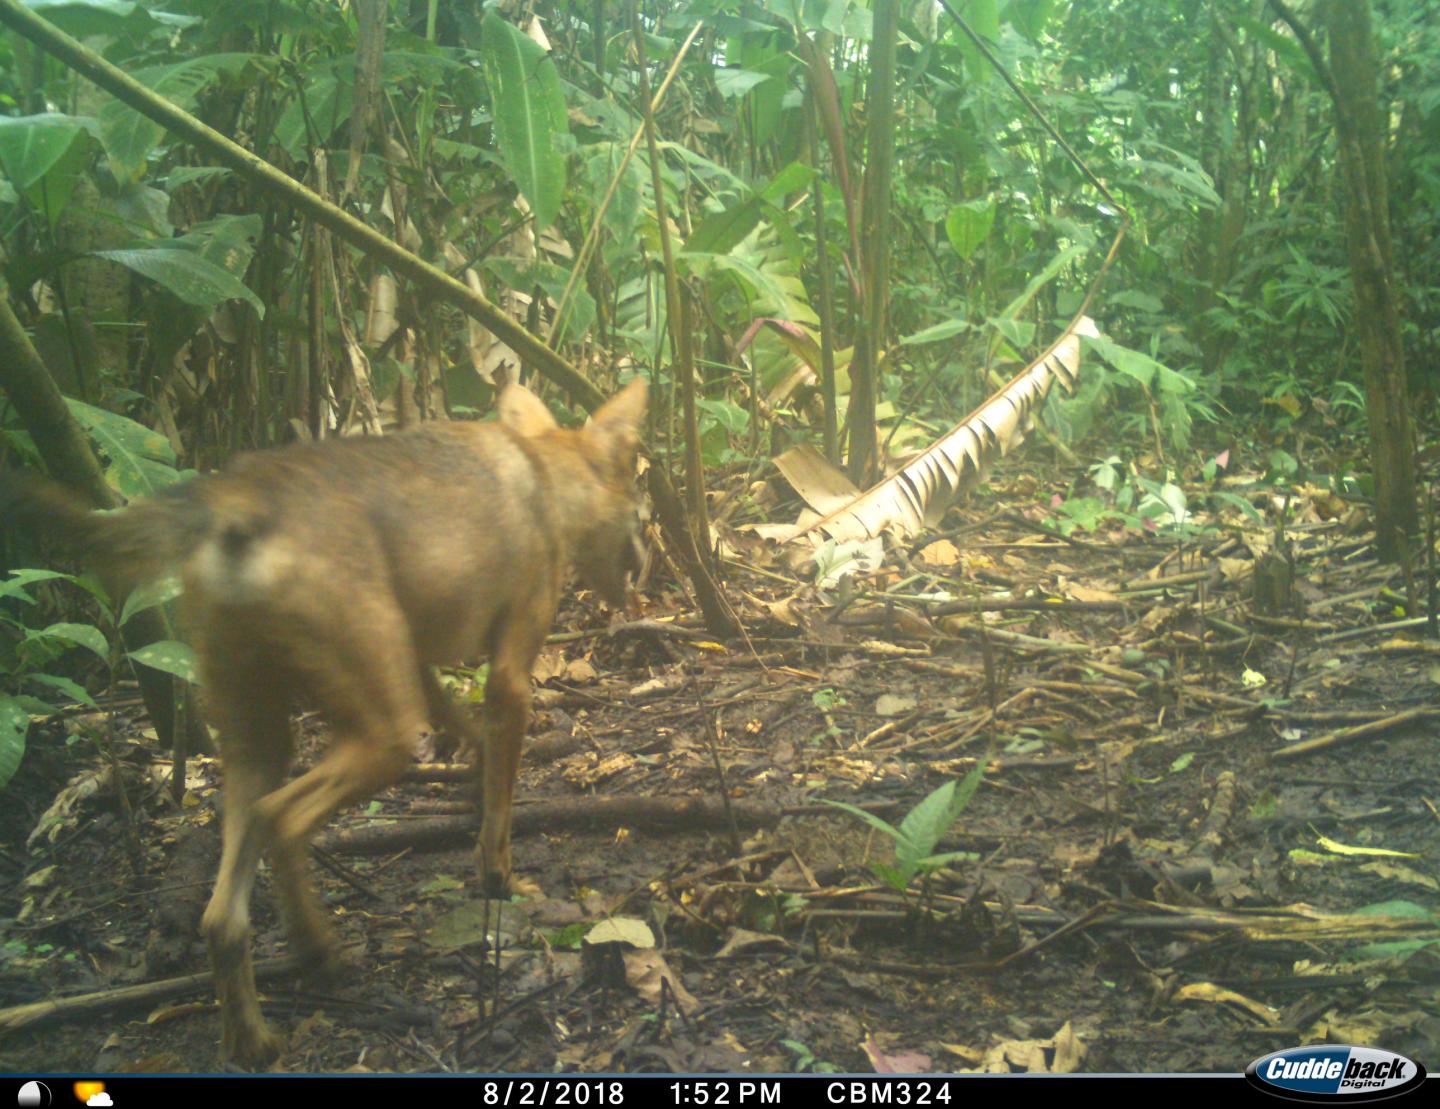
[481,11,568,232]
[796,316,1098,543]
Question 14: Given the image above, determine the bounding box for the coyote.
[2,379,647,1065]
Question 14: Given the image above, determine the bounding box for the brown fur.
[3,380,647,1066]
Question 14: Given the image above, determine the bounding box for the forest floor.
[2,452,1438,1075]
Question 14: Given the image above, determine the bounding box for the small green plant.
[0,568,193,791]
[811,688,844,712]
[823,765,988,893]
[781,1038,841,1074]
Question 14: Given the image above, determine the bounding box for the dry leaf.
[621,948,699,1015]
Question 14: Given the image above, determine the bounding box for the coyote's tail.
[1,471,213,593]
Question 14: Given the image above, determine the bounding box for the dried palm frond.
[794,315,1098,543]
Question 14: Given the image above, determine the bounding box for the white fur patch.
[190,534,295,603]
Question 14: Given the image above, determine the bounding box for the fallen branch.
[0,956,297,1037]
[1269,706,1432,761]
[319,796,784,855]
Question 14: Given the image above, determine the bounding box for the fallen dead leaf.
[918,539,960,567]
[621,948,699,1015]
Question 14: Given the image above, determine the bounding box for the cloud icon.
[86,1097,111,1108]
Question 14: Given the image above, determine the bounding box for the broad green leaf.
[897,780,958,870]
[988,316,1036,348]
[1005,0,1055,40]
[687,163,814,256]
[91,245,263,317]
[1230,12,1320,85]
[481,11,568,231]
[32,622,109,661]
[0,114,89,190]
[714,68,772,99]
[956,0,1001,80]
[120,574,183,626]
[945,197,996,260]
[127,640,198,684]
[761,162,816,202]
[67,398,177,498]
[901,318,971,346]
[29,0,139,27]
[98,54,267,180]
[11,696,60,716]
[273,73,348,158]
[688,198,765,256]
[164,165,233,191]
[583,144,644,240]
[684,252,789,316]
[26,673,99,710]
[819,0,852,35]
[0,696,29,789]
[0,569,73,605]
[1084,334,1166,388]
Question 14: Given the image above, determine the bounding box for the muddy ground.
[2,470,1438,1075]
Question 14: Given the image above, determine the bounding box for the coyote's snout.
[3,379,647,1066]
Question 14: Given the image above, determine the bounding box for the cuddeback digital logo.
[1246,1045,1426,1101]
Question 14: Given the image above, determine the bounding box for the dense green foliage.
[1,0,1436,784]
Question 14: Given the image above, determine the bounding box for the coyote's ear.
[497,384,559,437]
[585,378,648,450]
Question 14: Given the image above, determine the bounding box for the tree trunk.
[849,0,899,487]
[1320,0,1417,559]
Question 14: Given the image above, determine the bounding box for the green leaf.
[1353,900,1436,921]
[687,200,764,256]
[25,673,98,710]
[714,68,773,99]
[90,245,264,317]
[0,569,74,605]
[32,622,109,661]
[956,0,1001,80]
[945,196,996,260]
[897,780,959,865]
[998,243,1088,323]
[947,756,989,824]
[0,114,89,190]
[11,696,59,717]
[273,72,349,158]
[29,0,139,29]
[127,640,198,684]
[66,399,178,498]
[483,258,595,342]
[119,574,183,626]
[868,861,908,891]
[0,696,29,790]
[1084,334,1172,389]
[901,318,971,346]
[683,252,789,316]
[480,11,569,231]
[1005,0,1055,40]
[164,165,233,191]
[97,54,266,180]
[821,799,904,844]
